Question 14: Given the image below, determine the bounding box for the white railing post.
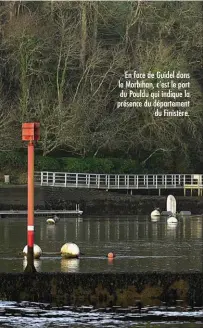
[41,172,43,186]
[98,174,100,188]
[108,175,110,189]
[105,174,107,187]
[88,174,90,188]
[156,175,157,189]
[118,175,120,189]
[127,175,129,189]
[76,173,78,188]
[146,175,148,188]
[53,172,55,186]
[65,173,67,187]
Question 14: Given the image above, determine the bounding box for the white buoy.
[151,208,160,219]
[23,244,42,259]
[167,195,176,214]
[151,215,160,222]
[61,243,80,259]
[46,218,56,225]
[46,215,60,225]
[167,215,178,224]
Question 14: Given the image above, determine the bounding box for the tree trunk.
[80,3,87,70]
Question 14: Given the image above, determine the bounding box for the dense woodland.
[0,1,202,174]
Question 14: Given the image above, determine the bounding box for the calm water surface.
[1,215,203,327]
[0,215,203,272]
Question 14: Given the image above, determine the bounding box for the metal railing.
[34,172,203,190]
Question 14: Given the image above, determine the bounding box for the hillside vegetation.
[0,1,202,174]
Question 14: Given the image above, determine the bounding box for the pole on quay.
[22,122,40,273]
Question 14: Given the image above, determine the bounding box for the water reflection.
[61,258,80,272]
[23,259,42,272]
[46,225,56,241]
[0,215,203,272]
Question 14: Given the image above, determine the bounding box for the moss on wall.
[0,272,202,308]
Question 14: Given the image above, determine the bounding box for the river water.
[0,215,203,327]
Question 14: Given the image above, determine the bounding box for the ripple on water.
[0,302,203,328]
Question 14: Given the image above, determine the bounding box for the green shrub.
[0,151,26,172]
[60,157,142,174]
[35,155,61,171]
[0,151,145,175]
[61,157,113,173]
[84,158,113,173]
[109,158,122,173]
[119,159,141,174]
[17,172,27,184]
[60,157,87,172]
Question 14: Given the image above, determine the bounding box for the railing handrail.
[35,171,203,176]
[34,172,203,191]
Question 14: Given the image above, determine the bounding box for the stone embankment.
[0,186,203,215]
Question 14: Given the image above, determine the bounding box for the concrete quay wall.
[0,186,203,215]
[0,272,203,308]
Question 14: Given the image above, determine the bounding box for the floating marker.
[107,252,115,259]
[61,243,80,259]
[23,244,42,259]
[22,122,40,272]
[151,208,160,220]
[46,218,56,225]
[166,195,176,214]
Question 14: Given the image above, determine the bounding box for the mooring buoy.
[151,208,160,219]
[107,252,115,259]
[23,244,42,259]
[61,243,80,259]
[46,215,60,225]
[46,218,56,225]
[167,215,178,224]
[167,195,176,214]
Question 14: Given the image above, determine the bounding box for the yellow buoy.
[61,243,80,259]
